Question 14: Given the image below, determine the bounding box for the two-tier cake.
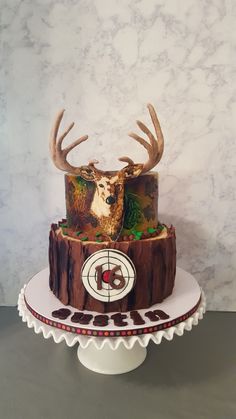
[48,104,176,319]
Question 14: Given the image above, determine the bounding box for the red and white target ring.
[81,249,136,302]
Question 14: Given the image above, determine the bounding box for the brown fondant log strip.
[151,240,166,306]
[82,243,106,313]
[48,224,176,313]
[69,240,86,310]
[48,229,54,291]
[165,225,176,296]
[49,226,60,297]
[57,234,69,305]
[128,240,153,309]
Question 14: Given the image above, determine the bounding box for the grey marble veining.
[0,0,235,309]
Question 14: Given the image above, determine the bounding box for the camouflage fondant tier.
[65,172,158,241]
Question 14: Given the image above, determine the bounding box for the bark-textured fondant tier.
[49,224,176,313]
[64,172,158,240]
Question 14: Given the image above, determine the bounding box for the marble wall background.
[1,0,235,310]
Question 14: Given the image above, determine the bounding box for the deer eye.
[99,184,104,188]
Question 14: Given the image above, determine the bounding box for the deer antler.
[50,109,89,174]
[119,103,164,174]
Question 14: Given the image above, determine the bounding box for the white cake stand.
[18,267,206,375]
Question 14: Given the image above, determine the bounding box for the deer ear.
[122,164,143,179]
[79,166,97,181]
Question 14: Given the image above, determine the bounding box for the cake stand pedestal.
[18,267,206,375]
[77,342,147,374]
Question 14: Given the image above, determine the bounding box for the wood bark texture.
[49,225,176,313]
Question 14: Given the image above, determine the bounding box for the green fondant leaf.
[81,237,88,241]
[76,231,82,236]
[147,227,157,233]
[95,232,101,237]
[96,239,103,243]
[131,229,143,240]
[60,223,68,228]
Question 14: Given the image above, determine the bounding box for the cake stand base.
[18,267,206,375]
[77,342,147,375]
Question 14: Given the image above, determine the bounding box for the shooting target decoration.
[81,249,136,302]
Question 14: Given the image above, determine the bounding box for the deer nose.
[106,195,116,205]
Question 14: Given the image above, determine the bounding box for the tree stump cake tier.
[49,224,176,313]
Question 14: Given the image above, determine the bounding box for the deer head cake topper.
[50,104,164,241]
